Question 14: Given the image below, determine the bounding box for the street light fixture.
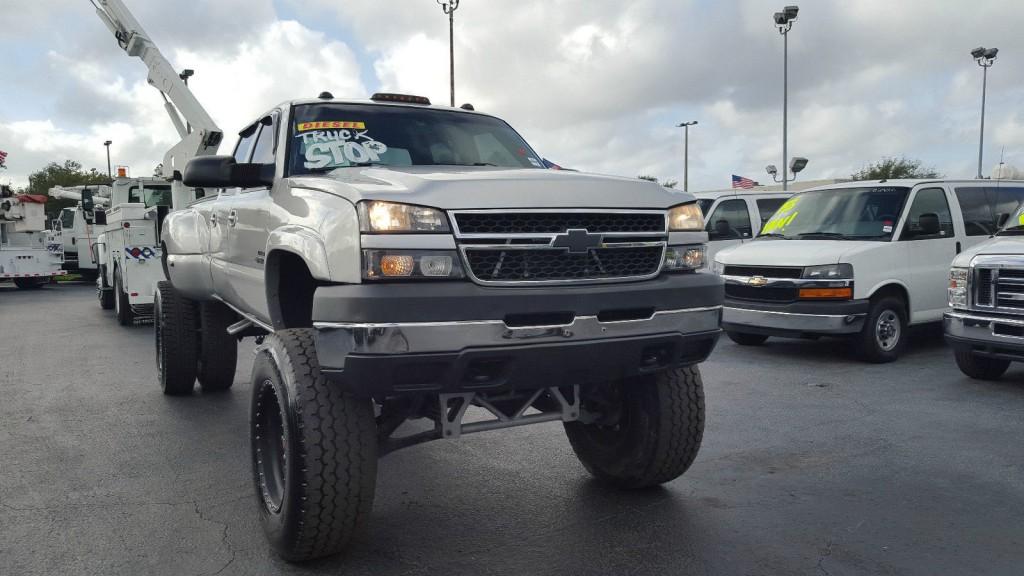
[436,0,461,107]
[103,140,112,179]
[676,120,698,192]
[773,5,798,191]
[972,46,998,179]
[766,156,808,184]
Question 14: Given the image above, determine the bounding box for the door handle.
[209,213,218,226]
[227,210,238,227]
[956,241,962,254]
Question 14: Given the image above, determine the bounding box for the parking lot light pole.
[103,140,112,178]
[971,46,998,179]
[677,121,697,192]
[437,0,461,107]
[773,6,799,191]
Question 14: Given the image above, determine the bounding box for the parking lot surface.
[2,282,1023,575]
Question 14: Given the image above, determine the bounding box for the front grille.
[464,246,663,282]
[975,268,993,306]
[723,265,802,279]
[725,284,799,302]
[454,212,665,235]
[995,269,1024,309]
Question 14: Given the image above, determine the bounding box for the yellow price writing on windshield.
[762,196,801,234]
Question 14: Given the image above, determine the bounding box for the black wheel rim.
[254,380,287,513]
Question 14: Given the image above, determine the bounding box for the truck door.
[897,186,957,321]
[705,198,752,264]
[223,113,278,320]
[209,124,259,304]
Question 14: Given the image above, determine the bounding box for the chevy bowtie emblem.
[551,229,603,253]
[748,275,769,286]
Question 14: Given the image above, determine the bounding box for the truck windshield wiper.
[757,232,790,239]
[305,162,387,173]
[796,231,849,239]
[436,162,499,167]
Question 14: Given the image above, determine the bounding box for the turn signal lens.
[379,255,414,277]
[798,287,852,300]
[363,250,465,281]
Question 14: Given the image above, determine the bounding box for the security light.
[971,47,986,59]
[984,47,999,59]
[773,12,787,25]
[790,157,808,174]
[766,164,778,176]
[783,6,799,20]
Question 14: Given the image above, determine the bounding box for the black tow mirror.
[918,213,940,236]
[94,209,107,226]
[183,155,274,188]
[81,189,95,213]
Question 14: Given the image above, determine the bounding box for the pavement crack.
[816,538,834,576]
[192,499,242,576]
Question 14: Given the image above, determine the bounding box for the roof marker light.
[371,93,431,105]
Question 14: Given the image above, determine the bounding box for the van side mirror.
[183,155,274,188]
[918,213,940,236]
[94,209,107,226]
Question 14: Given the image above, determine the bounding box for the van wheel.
[155,281,198,395]
[726,331,769,346]
[954,350,1010,380]
[197,301,238,392]
[564,365,704,489]
[857,296,906,363]
[114,269,135,326]
[251,328,377,562]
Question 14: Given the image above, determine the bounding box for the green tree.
[851,156,941,181]
[638,175,678,188]
[23,160,111,221]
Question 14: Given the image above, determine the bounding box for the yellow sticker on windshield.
[762,196,801,234]
[297,121,365,131]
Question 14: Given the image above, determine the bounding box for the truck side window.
[756,198,787,224]
[901,188,953,240]
[706,199,751,240]
[250,117,277,165]
[233,126,259,163]
[955,186,1024,235]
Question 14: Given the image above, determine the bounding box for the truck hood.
[953,236,1024,267]
[288,166,692,210]
[714,239,890,266]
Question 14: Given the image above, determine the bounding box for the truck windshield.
[697,199,714,215]
[287,103,544,176]
[59,208,75,229]
[997,203,1024,235]
[759,186,910,240]
[127,184,172,208]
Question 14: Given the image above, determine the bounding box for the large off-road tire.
[726,331,769,346]
[196,301,238,392]
[564,365,705,489]
[13,278,45,289]
[251,328,378,562]
[114,268,135,326]
[155,280,198,395]
[856,296,907,363]
[98,287,114,310]
[954,350,1010,381]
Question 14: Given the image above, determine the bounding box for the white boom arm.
[91,0,223,209]
[48,186,112,207]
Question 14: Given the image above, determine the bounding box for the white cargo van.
[712,179,1024,362]
[694,189,792,266]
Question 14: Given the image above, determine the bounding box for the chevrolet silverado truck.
[945,202,1024,380]
[159,92,723,561]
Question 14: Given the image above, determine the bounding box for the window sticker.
[882,224,893,233]
[528,157,541,167]
[297,121,366,131]
[297,126,389,169]
[761,196,800,234]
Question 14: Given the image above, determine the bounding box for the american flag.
[0,150,7,169]
[732,174,758,189]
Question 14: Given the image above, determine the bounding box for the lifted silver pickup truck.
[159,92,722,561]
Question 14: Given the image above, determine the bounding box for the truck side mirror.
[81,189,95,213]
[918,213,940,236]
[183,155,274,188]
[94,209,107,226]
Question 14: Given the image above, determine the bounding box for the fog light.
[380,255,414,277]
[664,245,705,271]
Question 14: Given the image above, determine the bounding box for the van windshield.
[997,203,1024,235]
[287,103,544,176]
[758,186,910,240]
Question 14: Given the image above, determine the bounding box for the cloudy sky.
[1,0,1022,191]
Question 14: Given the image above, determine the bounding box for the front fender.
[161,209,205,255]
[266,226,332,281]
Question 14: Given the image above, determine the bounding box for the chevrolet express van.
[694,189,792,267]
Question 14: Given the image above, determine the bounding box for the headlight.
[663,245,705,272]
[668,203,704,231]
[358,201,450,233]
[948,267,969,308]
[363,250,465,280]
[802,263,853,279]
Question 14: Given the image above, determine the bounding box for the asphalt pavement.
[2,282,1023,575]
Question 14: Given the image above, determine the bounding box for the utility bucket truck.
[1,186,64,289]
[49,184,110,280]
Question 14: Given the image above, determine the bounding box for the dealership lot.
[2,283,1023,576]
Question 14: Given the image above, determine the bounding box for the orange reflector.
[799,287,852,299]
[379,255,414,277]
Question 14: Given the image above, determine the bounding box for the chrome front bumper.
[723,305,866,335]
[314,306,722,355]
[944,310,1024,358]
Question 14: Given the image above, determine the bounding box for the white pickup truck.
[159,93,724,561]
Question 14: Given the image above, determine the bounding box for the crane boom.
[91,0,223,209]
